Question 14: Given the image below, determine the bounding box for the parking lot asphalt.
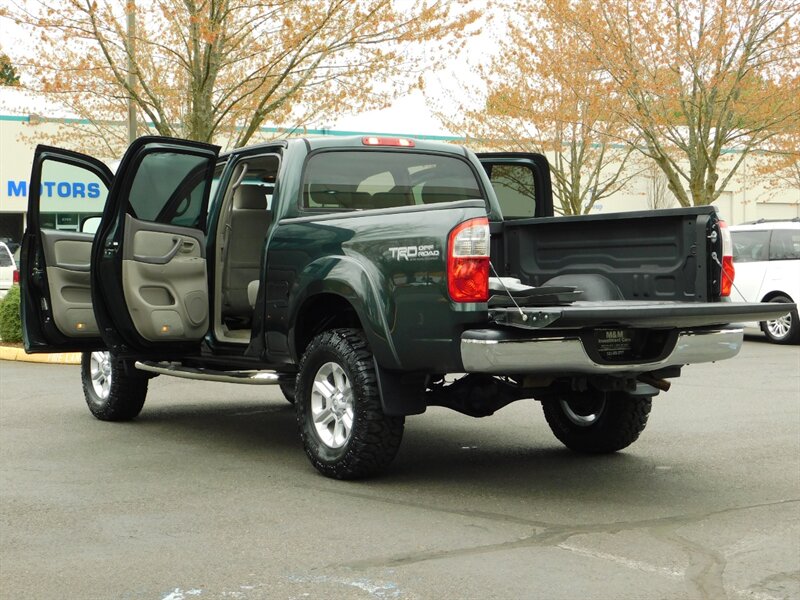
[1,336,798,600]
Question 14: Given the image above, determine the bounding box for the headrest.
[308,184,366,208]
[419,182,476,204]
[234,185,267,210]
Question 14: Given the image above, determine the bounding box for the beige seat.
[223,185,271,318]
[247,280,259,309]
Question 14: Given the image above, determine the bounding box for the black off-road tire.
[295,328,404,479]
[542,391,652,454]
[760,295,800,345]
[80,351,148,421]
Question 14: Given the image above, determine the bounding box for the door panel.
[730,261,766,302]
[41,230,99,336]
[21,146,112,352]
[121,215,208,341]
[92,136,220,356]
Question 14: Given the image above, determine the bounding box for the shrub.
[0,285,22,343]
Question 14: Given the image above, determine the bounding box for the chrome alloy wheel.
[89,351,112,400]
[766,312,792,340]
[560,397,606,427]
[311,362,354,449]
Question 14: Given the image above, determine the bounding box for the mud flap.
[373,359,427,416]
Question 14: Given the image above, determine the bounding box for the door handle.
[133,237,183,265]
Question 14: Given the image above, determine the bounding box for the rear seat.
[223,185,271,318]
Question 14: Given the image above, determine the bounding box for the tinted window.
[769,229,800,260]
[732,231,770,262]
[302,151,482,211]
[128,151,213,228]
[489,164,536,218]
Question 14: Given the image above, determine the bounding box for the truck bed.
[495,206,723,302]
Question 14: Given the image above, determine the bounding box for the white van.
[729,220,800,344]
[0,242,18,299]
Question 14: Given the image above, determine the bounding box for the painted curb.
[0,345,80,365]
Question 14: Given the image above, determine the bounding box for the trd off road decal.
[387,244,440,261]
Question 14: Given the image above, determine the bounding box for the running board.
[135,361,282,385]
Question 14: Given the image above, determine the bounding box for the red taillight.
[447,217,490,302]
[361,136,415,147]
[718,220,735,297]
[12,269,19,284]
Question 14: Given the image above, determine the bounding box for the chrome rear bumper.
[460,327,743,374]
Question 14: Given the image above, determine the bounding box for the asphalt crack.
[308,486,797,598]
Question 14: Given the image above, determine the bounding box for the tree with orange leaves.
[3,0,478,154]
[451,4,638,215]
[544,0,799,207]
[757,128,800,193]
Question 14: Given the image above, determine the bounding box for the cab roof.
[221,135,468,159]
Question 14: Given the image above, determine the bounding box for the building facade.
[2,104,798,250]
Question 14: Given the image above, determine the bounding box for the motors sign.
[7,179,104,200]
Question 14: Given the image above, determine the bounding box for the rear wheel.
[81,351,148,421]
[542,391,652,453]
[295,328,404,479]
[761,295,800,345]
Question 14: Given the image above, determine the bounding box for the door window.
[731,231,770,262]
[39,159,108,234]
[488,164,536,219]
[127,151,214,228]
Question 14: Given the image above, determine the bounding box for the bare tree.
[645,161,674,209]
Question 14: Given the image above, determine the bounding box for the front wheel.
[295,328,404,479]
[542,391,652,453]
[81,351,148,421]
[761,295,800,345]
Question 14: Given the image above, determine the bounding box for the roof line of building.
[0,114,466,142]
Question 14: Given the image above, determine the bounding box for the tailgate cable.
[710,251,746,299]
[489,261,528,321]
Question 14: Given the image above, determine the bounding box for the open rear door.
[21,146,112,353]
[477,152,554,219]
[92,136,219,357]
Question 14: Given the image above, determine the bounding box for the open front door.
[21,146,112,353]
[92,136,219,357]
[477,153,554,219]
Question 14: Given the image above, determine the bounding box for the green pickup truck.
[20,135,791,479]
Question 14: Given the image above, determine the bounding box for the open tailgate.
[489,301,796,330]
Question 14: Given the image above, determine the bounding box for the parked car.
[0,241,18,299]
[729,219,800,344]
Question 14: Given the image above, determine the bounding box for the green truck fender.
[287,255,401,369]
[286,256,428,416]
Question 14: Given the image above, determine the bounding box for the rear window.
[302,151,483,211]
[0,245,13,267]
